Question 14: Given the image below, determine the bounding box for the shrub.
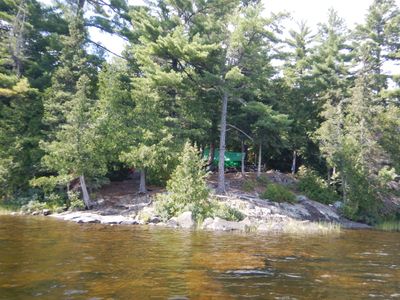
[297,167,338,204]
[340,163,380,225]
[156,194,244,223]
[155,142,209,221]
[155,142,245,223]
[213,202,244,221]
[261,183,296,203]
[21,200,49,213]
[68,191,85,211]
[378,166,397,186]
[242,179,257,192]
[257,174,269,185]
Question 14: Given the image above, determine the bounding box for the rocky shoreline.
[41,192,370,234]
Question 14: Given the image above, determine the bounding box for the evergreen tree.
[240,101,291,177]
[119,76,177,194]
[282,21,320,173]
[0,0,66,198]
[41,75,106,208]
[164,141,209,216]
[0,78,42,198]
[42,10,90,135]
[94,59,134,166]
[354,0,400,100]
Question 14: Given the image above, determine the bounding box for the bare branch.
[87,38,127,60]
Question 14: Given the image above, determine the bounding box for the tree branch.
[87,38,126,60]
[227,124,253,141]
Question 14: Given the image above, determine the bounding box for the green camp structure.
[203,148,244,168]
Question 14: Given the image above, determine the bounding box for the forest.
[0,0,399,225]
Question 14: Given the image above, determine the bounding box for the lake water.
[0,215,399,299]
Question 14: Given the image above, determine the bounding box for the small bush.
[21,200,49,213]
[156,142,246,223]
[155,142,209,222]
[68,191,85,211]
[261,183,296,203]
[213,202,244,221]
[156,194,244,223]
[378,166,397,186]
[257,175,269,185]
[297,167,338,204]
[242,179,257,192]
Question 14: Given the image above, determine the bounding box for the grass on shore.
[283,221,341,235]
[0,206,16,215]
[376,221,400,232]
[258,219,341,235]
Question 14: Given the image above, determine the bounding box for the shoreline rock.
[21,191,370,234]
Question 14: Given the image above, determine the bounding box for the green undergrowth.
[156,142,244,223]
[281,221,341,235]
[156,195,244,223]
[242,175,270,192]
[0,190,86,215]
[261,183,296,203]
[297,167,338,204]
[376,221,400,232]
[242,179,257,192]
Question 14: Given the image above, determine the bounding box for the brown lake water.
[0,215,399,299]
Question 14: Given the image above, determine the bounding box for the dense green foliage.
[297,167,339,204]
[156,142,210,220]
[261,183,296,204]
[156,142,243,222]
[0,0,399,224]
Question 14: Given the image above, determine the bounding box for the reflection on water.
[0,215,399,299]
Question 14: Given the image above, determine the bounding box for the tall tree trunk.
[327,167,331,185]
[10,0,27,77]
[217,91,228,194]
[257,144,262,178]
[241,140,245,177]
[291,150,297,175]
[139,169,146,194]
[79,175,91,209]
[342,174,347,203]
[207,142,215,169]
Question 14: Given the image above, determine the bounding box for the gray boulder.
[176,211,194,229]
[100,215,126,224]
[296,195,308,202]
[42,209,51,216]
[76,215,101,224]
[201,217,214,229]
[166,217,178,228]
[120,219,139,225]
[149,216,162,224]
[202,217,245,231]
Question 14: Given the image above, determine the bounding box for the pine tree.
[240,101,291,177]
[95,59,134,165]
[354,0,400,99]
[165,142,209,213]
[41,75,106,208]
[282,21,319,173]
[119,75,177,194]
[42,6,93,136]
[0,78,42,198]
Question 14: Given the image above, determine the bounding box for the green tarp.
[203,148,243,168]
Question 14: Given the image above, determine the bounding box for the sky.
[264,0,376,28]
[39,0,400,63]
[89,0,400,56]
